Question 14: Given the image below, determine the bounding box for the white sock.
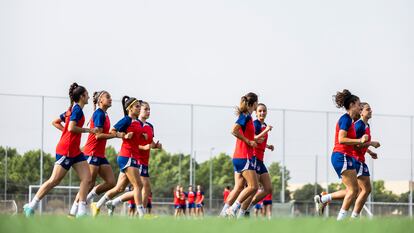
[351,212,360,218]
[96,194,110,209]
[28,196,40,209]
[337,209,348,221]
[77,201,87,216]
[231,201,241,212]
[137,205,145,217]
[86,190,98,203]
[69,202,78,215]
[237,209,246,218]
[112,197,123,207]
[220,203,230,216]
[321,194,332,203]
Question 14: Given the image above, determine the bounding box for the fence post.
[281,110,286,203]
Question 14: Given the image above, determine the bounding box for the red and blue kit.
[331,113,357,178]
[187,191,196,209]
[263,193,272,206]
[137,121,154,178]
[254,119,269,175]
[196,191,204,208]
[232,113,256,173]
[55,104,86,170]
[180,192,186,209]
[113,116,144,172]
[353,119,371,177]
[83,108,111,166]
[174,191,181,209]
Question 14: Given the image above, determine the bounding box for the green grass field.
[0,216,413,233]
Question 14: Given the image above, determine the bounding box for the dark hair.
[121,95,141,116]
[236,92,258,115]
[333,89,359,110]
[69,82,87,107]
[256,103,267,110]
[92,90,108,110]
[226,186,231,190]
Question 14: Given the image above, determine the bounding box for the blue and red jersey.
[180,192,186,205]
[253,119,268,161]
[137,121,154,166]
[83,108,111,158]
[187,191,195,204]
[333,113,357,157]
[353,119,371,163]
[263,193,272,201]
[196,191,204,204]
[233,113,255,159]
[56,104,85,157]
[174,191,180,205]
[113,116,144,159]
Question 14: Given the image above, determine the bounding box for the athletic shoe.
[23,204,34,217]
[90,202,100,217]
[314,194,327,216]
[105,201,115,216]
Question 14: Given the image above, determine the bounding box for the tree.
[372,180,399,202]
[268,162,291,202]
[293,183,324,201]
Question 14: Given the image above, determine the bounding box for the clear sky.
[1,0,413,187]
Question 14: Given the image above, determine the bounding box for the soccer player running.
[240,103,274,216]
[68,90,116,217]
[24,83,96,217]
[105,101,162,215]
[221,92,259,218]
[92,96,146,217]
[315,102,380,218]
[314,90,369,220]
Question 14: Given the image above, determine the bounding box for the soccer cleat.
[23,204,35,217]
[225,207,237,218]
[314,194,327,216]
[105,201,115,216]
[67,214,76,219]
[90,202,100,217]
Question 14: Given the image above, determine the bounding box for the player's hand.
[360,134,369,144]
[248,140,257,148]
[267,145,275,151]
[256,137,264,144]
[155,141,162,149]
[124,132,134,139]
[370,152,378,159]
[266,125,273,131]
[371,141,381,148]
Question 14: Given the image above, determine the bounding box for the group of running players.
[314,89,380,220]
[22,84,379,220]
[173,185,205,217]
[23,83,162,218]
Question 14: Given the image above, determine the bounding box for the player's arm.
[367,149,378,159]
[254,125,273,141]
[338,130,368,145]
[52,118,64,131]
[232,124,257,147]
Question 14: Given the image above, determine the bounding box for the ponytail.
[236,92,258,115]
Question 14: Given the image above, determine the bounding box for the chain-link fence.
[0,93,413,217]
